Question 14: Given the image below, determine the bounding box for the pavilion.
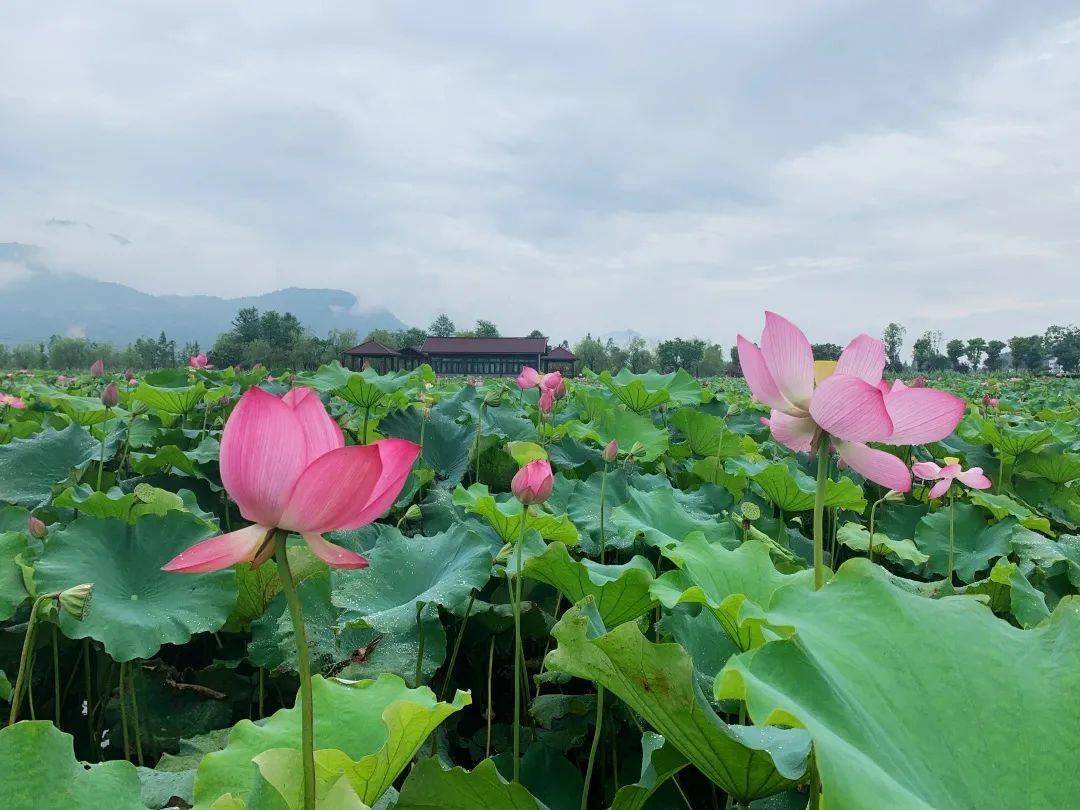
[343,336,577,376]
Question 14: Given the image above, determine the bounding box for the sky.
[2,2,1079,349]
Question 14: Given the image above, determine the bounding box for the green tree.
[627,337,654,373]
[1007,335,1045,372]
[527,329,545,339]
[965,338,988,371]
[945,339,967,372]
[655,338,706,374]
[811,343,842,361]
[1044,325,1080,373]
[605,338,628,372]
[12,343,47,368]
[429,314,456,337]
[912,330,943,371]
[984,340,1006,371]
[882,322,906,371]
[474,319,500,338]
[573,333,609,373]
[698,343,726,377]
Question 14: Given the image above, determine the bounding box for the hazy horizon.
[3,3,1080,348]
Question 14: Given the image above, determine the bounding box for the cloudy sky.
[3,2,1079,348]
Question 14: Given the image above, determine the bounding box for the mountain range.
[0,243,407,347]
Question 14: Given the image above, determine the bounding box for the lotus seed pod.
[58,583,94,622]
[739,502,761,521]
[404,504,422,521]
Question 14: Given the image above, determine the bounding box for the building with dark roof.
[343,336,577,376]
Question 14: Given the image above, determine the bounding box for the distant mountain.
[0,243,407,346]
[597,329,654,348]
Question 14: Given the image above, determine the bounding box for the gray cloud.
[2,1,1079,349]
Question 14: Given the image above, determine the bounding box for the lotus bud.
[483,388,503,407]
[602,439,618,463]
[883,489,906,504]
[983,395,999,408]
[538,387,555,415]
[100,382,119,408]
[911,376,927,388]
[516,367,540,390]
[58,583,94,622]
[511,459,554,505]
[27,515,47,540]
[124,368,136,383]
[89,358,105,377]
[404,504,422,522]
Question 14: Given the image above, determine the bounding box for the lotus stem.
[598,462,608,564]
[95,413,109,491]
[52,626,61,726]
[512,512,526,781]
[258,667,265,719]
[83,640,96,756]
[812,439,830,589]
[414,601,426,688]
[118,663,131,761]
[484,635,495,759]
[129,663,144,766]
[581,686,605,810]
[275,531,316,810]
[945,490,956,594]
[439,592,475,702]
[8,594,48,725]
[361,406,370,445]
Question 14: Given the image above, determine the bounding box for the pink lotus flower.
[100,382,119,408]
[27,515,47,539]
[538,387,555,414]
[512,459,554,505]
[541,371,566,399]
[0,394,26,409]
[738,312,964,492]
[189,354,212,369]
[913,457,992,499]
[516,366,540,389]
[982,395,999,408]
[89,359,104,377]
[602,439,618,463]
[163,386,420,573]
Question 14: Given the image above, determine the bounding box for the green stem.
[581,686,605,810]
[118,663,131,761]
[258,667,265,719]
[95,412,109,490]
[83,639,96,755]
[812,438,830,590]
[275,532,315,810]
[361,407,370,445]
[512,512,526,782]
[52,626,61,726]
[439,592,475,702]
[945,490,955,594]
[598,462,608,563]
[473,404,485,485]
[129,663,144,766]
[484,635,495,759]
[8,595,48,725]
[414,602,426,688]
[868,497,883,565]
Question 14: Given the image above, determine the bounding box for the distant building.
[343,336,577,376]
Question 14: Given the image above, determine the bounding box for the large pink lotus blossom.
[738,312,964,491]
[189,354,212,369]
[913,458,992,499]
[163,386,420,573]
[512,459,554,505]
[0,393,25,409]
[516,367,541,389]
[541,371,566,399]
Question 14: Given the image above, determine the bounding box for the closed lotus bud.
[89,359,105,377]
[27,515,47,539]
[883,489,905,504]
[539,387,555,414]
[511,459,554,505]
[404,504,422,522]
[58,583,94,622]
[100,382,119,408]
[124,368,136,383]
[602,439,618,463]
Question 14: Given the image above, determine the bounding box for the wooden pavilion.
[343,336,577,376]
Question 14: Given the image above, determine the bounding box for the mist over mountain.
[0,243,406,346]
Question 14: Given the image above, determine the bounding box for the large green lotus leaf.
[453,483,578,545]
[1016,447,1080,484]
[691,456,750,498]
[251,570,446,683]
[913,504,1016,582]
[0,422,100,506]
[0,531,28,620]
[611,486,738,550]
[35,513,237,661]
[732,459,866,513]
[192,674,470,809]
[522,541,656,626]
[835,522,929,565]
[379,407,472,488]
[668,408,746,458]
[333,523,493,633]
[0,721,143,809]
[480,404,537,442]
[130,444,218,482]
[592,408,669,462]
[717,560,1080,808]
[967,490,1052,534]
[980,421,1054,458]
[242,748,371,809]
[48,393,114,425]
[965,559,1050,628]
[545,600,809,804]
[396,757,547,809]
[657,608,740,696]
[609,369,703,406]
[228,560,281,631]
[134,380,207,414]
[138,766,197,810]
[604,378,669,413]
[548,469,632,554]
[651,534,812,650]
[53,483,197,522]
[609,732,689,810]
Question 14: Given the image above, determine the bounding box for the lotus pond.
[0,336,1078,809]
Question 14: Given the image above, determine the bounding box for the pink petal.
[958,468,992,490]
[161,524,270,573]
[940,464,962,478]
[911,461,943,480]
[834,441,912,492]
[278,445,384,533]
[880,387,966,445]
[737,335,798,415]
[760,312,815,410]
[303,533,370,569]
[767,410,816,453]
[928,478,952,500]
[516,367,540,389]
[282,387,344,463]
[343,438,424,528]
[220,388,308,526]
[809,374,893,443]
[836,334,886,385]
